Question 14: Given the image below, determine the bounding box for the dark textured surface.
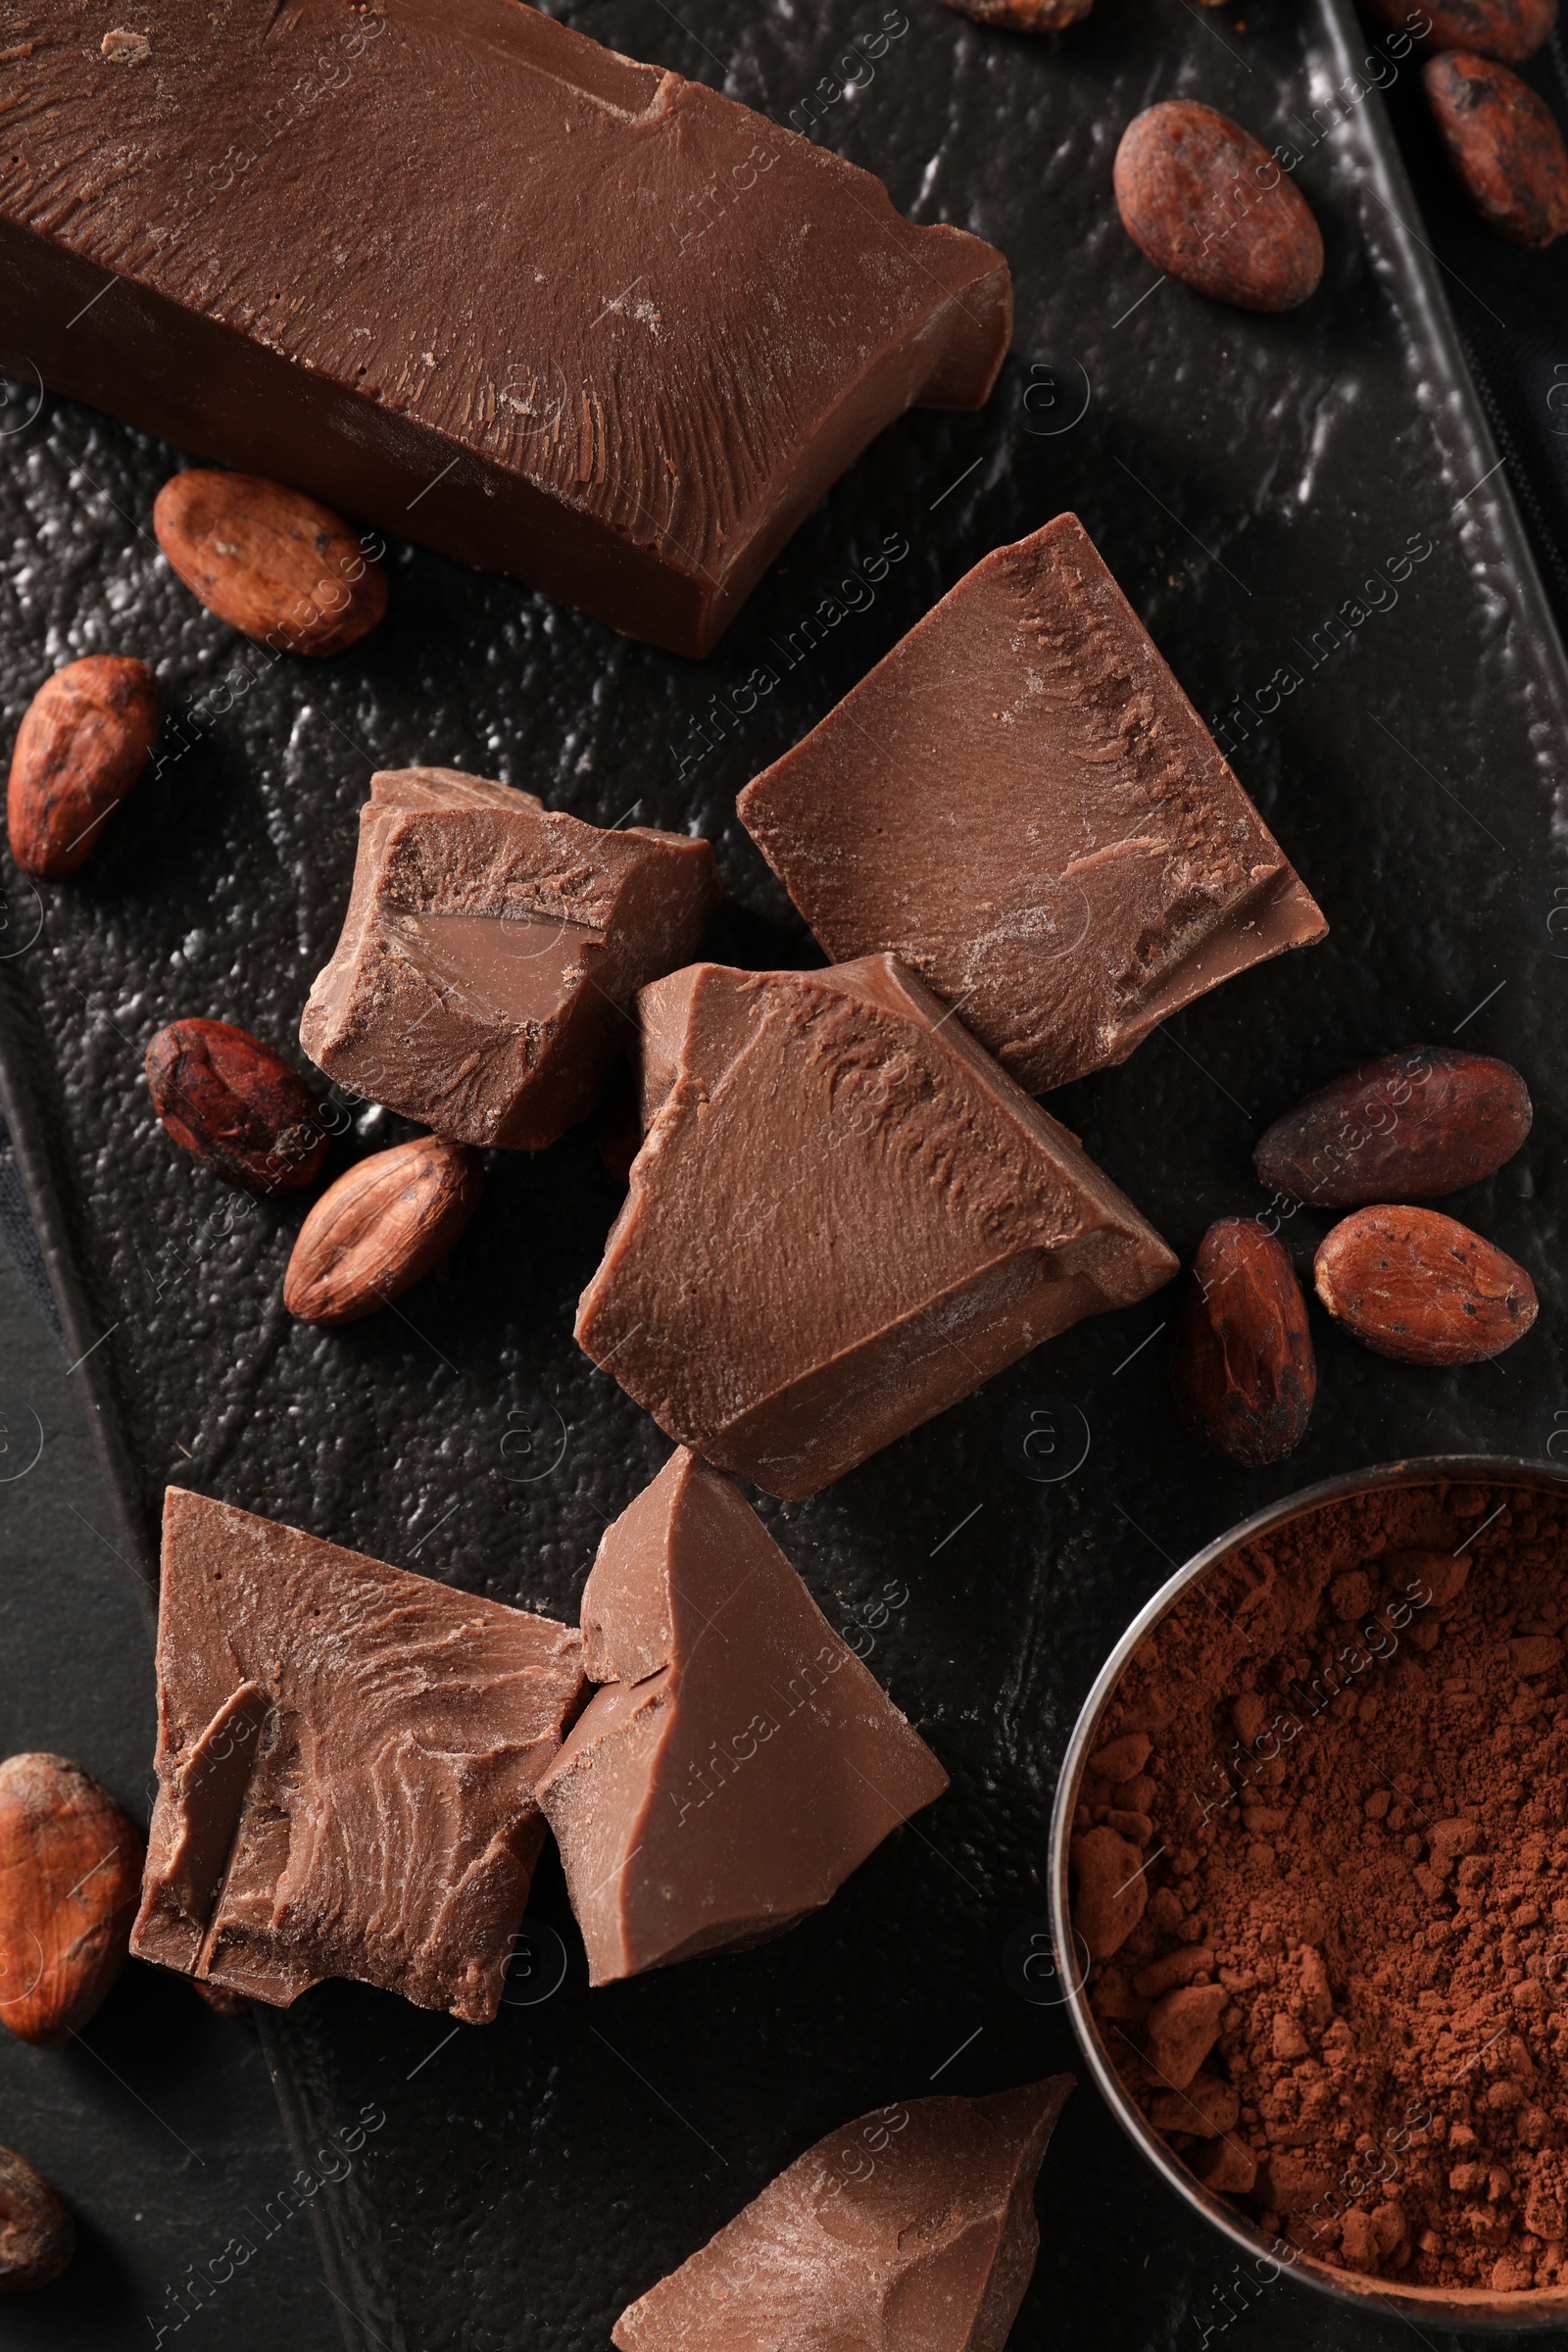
[0,1248,339,2352]
[1379,27,1568,631]
[1,1,1567,2349]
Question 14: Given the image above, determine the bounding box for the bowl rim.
[1047,1451,1568,2333]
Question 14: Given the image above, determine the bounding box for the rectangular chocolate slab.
[0,0,1008,654]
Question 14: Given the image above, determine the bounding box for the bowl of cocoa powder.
[1050,1458,1568,2327]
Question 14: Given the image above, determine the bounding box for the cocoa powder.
[1074,1475,1568,2294]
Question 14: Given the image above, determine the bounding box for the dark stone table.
[0,1209,339,2352]
[1,9,1566,2350]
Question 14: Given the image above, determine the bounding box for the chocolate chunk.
[738,514,1326,1094]
[614,2078,1074,2352]
[576,955,1177,1497]
[131,1489,584,2022]
[1071,1824,1149,1958]
[2,2,1010,656]
[536,1448,948,1984]
[300,768,718,1150]
[1144,1983,1227,2088]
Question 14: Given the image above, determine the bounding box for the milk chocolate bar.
[614,2078,1075,2352]
[300,768,718,1150]
[575,954,1177,1497]
[132,1490,584,2021]
[1,1,1011,655]
[536,1448,948,1984]
[739,514,1327,1093]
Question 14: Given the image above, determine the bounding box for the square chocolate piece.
[739,514,1326,1094]
[300,767,718,1149]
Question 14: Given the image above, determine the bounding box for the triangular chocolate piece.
[575,955,1177,1497]
[301,767,718,1149]
[738,514,1326,1095]
[614,2078,1074,2352]
[131,1489,584,2022]
[537,1449,948,1984]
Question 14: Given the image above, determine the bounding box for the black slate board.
[2,0,1567,2347]
[1377,28,1568,639]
